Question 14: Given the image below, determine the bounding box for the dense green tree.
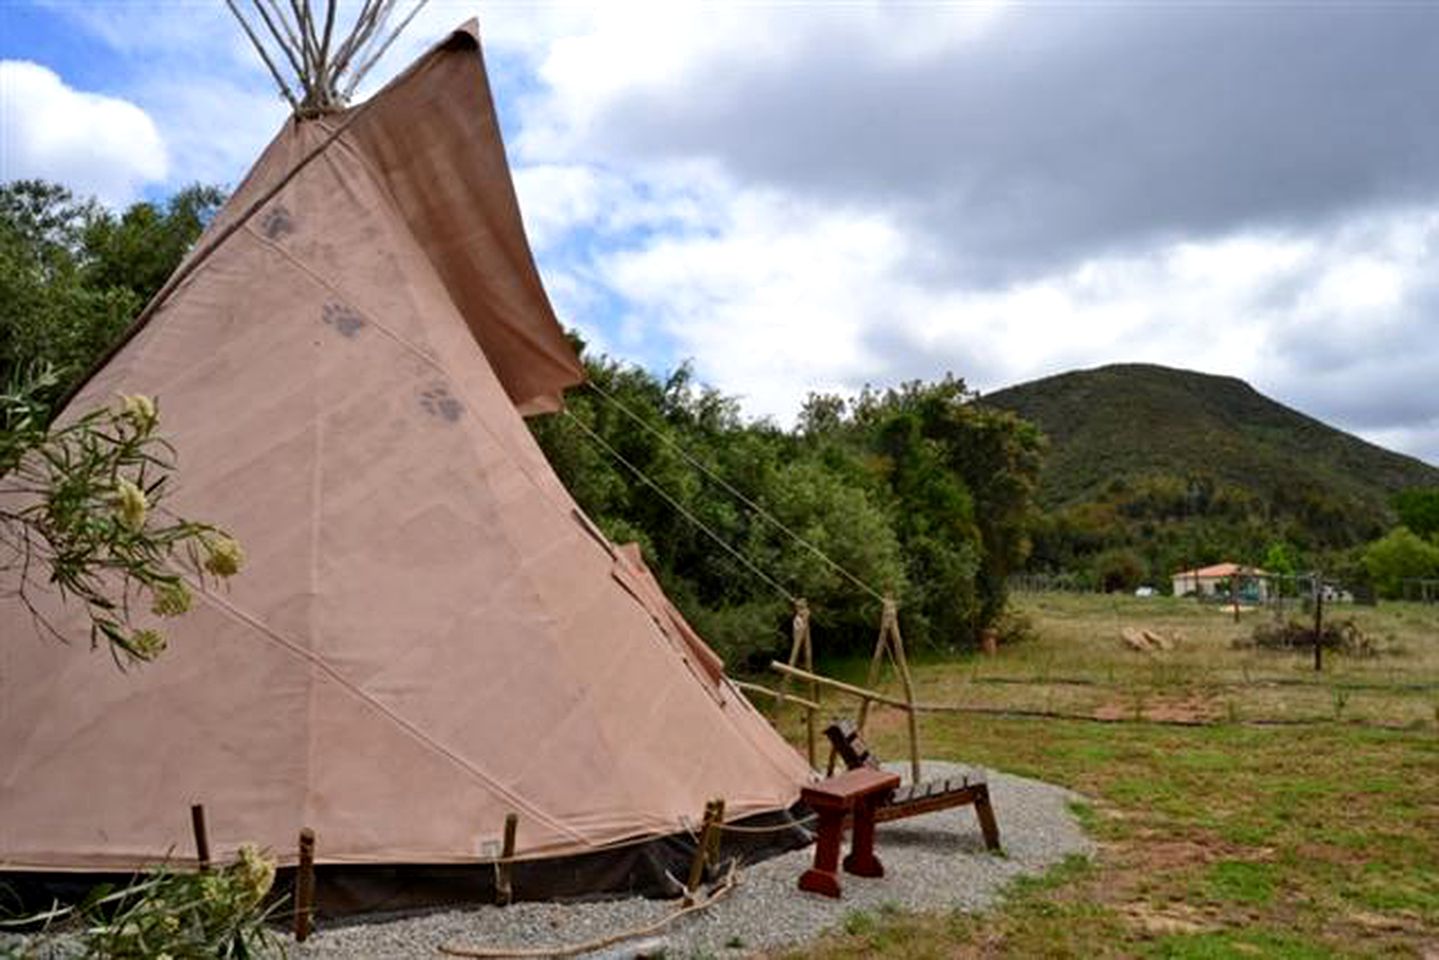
[532,362,1042,661]
[1393,487,1439,541]
[850,377,1043,639]
[1262,541,1299,576]
[1363,526,1439,599]
[0,180,224,405]
[1093,547,1146,593]
[82,184,226,302]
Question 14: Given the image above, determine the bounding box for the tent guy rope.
[437,862,740,959]
[562,409,799,604]
[584,379,888,604]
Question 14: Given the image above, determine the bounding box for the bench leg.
[799,807,845,897]
[842,798,884,878]
[973,784,1001,851]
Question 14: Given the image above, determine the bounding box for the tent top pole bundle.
[225,0,431,116]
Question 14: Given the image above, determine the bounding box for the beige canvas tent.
[0,19,811,909]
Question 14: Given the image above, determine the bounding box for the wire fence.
[1010,571,1407,607]
[783,580,1439,731]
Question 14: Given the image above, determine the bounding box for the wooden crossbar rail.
[770,662,942,713]
[733,680,820,713]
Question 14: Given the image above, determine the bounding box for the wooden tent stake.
[777,599,819,767]
[495,813,518,906]
[855,597,921,783]
[684,799,722,905]
[189,803,211,873]
[706,798,726,864]
[294,827,316,942]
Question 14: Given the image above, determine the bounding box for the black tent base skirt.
[2,806,813,923]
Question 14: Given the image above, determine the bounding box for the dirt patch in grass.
[1093,692,1226,723]
[1119,901,1218,936]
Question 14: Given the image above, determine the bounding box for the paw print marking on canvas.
[260,205,295,240]
[419,384,463,423]
[321,301,365,338]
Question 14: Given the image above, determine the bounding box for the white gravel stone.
[286,762,1093,959]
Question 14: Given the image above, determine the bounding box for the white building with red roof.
[1172,562,1270,602]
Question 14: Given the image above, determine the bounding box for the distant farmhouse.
[1172,563,1269,603]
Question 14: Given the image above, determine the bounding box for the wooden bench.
[798,766,901,898]
[824,720,1002,851]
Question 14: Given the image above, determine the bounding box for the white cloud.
[597,182,909,417]
[467,5,1439,464]
[0,60,168,205]
[511,3,1007,164]
[128,76,288,192]
[566,173,1439,466]
[14,2,1439,466]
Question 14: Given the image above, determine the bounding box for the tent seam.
[304,283,324,841]
[240,224,581,526]
[180,575,588,843]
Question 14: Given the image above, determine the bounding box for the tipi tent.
[0,19,811,910]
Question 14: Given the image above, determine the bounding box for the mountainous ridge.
[980,363,1439,563]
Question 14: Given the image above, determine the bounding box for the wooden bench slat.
[822,719,1001,851]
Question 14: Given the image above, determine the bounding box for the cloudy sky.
[3,1,1438,464]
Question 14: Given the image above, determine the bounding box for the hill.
[980,364,1439,580]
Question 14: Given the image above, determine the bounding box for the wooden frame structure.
[776,599,820,766]
[739,596,923,781]
[855,598,920,782]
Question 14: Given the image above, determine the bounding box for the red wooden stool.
[798,767,900,898]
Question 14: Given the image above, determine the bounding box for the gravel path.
[290,762,1093,959]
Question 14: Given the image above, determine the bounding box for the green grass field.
[761,593,1439,958]
[904,593,1439,728]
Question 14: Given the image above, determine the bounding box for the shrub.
[1239,617,1373,656]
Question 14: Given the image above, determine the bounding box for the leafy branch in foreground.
[2,844,280,959]
[0,371,243,664]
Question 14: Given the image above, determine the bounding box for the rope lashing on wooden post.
[495,813,518,907]
[294,827,316,943]
[189,803,211,873]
